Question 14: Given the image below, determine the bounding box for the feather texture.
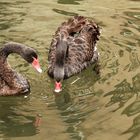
[48,16,100,80]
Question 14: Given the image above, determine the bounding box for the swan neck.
[0,42,25,61]
[55,39,68,67]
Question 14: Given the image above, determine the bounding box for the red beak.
[32,57,42,73]
[54,81,62,93]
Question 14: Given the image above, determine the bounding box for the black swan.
[48,16,100,92]
[0,42,42,96]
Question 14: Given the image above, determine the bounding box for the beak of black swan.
[54,81,62,93]
[32,57,42,73]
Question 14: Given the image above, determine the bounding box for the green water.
[0,0,140,140]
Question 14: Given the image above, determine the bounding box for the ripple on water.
[57,0,83,5]
[52,9,78,16]
[0,0,140,140]
[0,2,26,31]
[54,89,101,140]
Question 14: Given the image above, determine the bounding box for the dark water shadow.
[122,73,140,116]
[57,0,83,5]
[54,90,71,109]
[52,8,78,16]
[104,79,134,110]
[54,89,85,140]
[0,97,39,138]
[129,0,140,1]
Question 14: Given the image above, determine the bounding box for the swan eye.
[24,50,38,63]
[31,52,38,60]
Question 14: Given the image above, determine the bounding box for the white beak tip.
[54,89,62,93]
[37,68,43,73]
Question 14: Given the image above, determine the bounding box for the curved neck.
[0,42,25,62]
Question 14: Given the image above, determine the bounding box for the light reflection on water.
[0,0,140,140]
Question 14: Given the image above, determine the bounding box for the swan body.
[0,42,42,96]
[48,16,100,92]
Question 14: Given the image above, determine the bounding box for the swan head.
[22,48,42,73]
[53,66,64,93]
[1,42,42,73]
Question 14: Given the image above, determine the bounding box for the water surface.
[0,0,140,140]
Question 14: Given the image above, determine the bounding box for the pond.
[0,0,140,140]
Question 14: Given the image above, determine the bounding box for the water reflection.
[0,97,38,138]
[54,80,101,139]
[55,90,71,109]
